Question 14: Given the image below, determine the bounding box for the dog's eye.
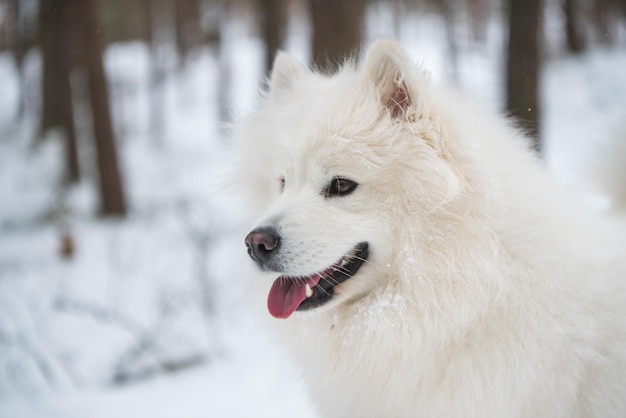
[325,177,357,198]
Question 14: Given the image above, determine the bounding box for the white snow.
[1,6,625,418]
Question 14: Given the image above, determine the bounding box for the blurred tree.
[73,0,127,216]
[438,0,459,83]
[258,0,288,75]
[309,0,366,71]
[174,0,202,66]
[145,0,167,145]
[564,0,587,53]
[39,0,65,132]
[100,0,149,43]
[140,0,155,43]
[467,0,490,42]
[505,0,542,152]
[38,0,80,183]
[5,0,28,119]
[591,0,619,44]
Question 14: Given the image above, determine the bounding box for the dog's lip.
[294,242,369,312]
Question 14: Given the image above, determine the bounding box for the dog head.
[237,40,460,319]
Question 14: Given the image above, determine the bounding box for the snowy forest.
[0,0,625,416]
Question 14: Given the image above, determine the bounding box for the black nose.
[245,227,280,268]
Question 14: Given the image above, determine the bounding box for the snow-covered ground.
[1,8,625,418]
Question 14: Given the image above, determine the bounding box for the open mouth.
[267,242,369,319]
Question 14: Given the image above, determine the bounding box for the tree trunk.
[6,0,26,120]
[174,0,202,67]
[38,0,80,183]
[309,0,366,72]
[258,0,288,75]
[438,0,459,83]
[38,0,65,134]
[73,0,127,216]
[467,0,490,42]
[591,0,615,44]
[505,0,543,153]
[564,0,587,53]
[143,0,166,146]
[216,0,231,130]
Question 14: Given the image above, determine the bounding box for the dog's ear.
[268,52,306,94]
[362,40,426,121]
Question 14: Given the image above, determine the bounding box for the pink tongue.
[268,275,322,319]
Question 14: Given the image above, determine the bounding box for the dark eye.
[279,177,285,192]
[325,177,357,198]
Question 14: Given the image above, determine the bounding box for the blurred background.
[0,0,625,417]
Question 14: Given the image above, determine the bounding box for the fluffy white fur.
[235,40,626,417]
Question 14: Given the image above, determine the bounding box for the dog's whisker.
[320,273,341,288]
[350,254,370,263]
[332,265,352,275]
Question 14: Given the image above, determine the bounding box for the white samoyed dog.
[234,40,626,418]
